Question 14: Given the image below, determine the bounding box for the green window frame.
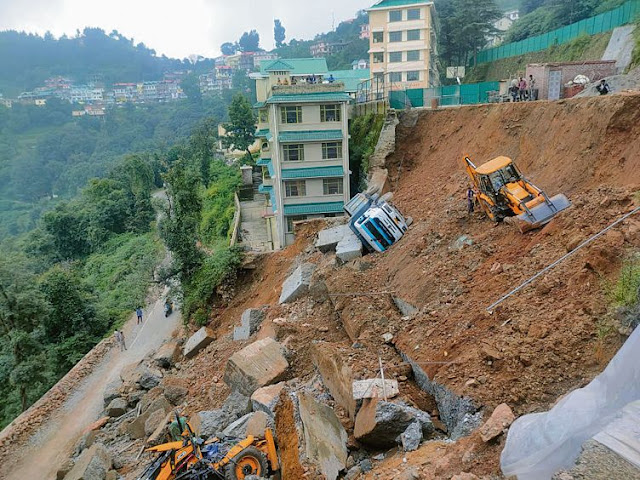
[389,31,402,43]
[322,142,342,159]
[407,50,420,61]
[323,178,343,195]
[281,106,302,123]
[320,104,341,122]
[283,144,305,162]
[389,10,402,22]
[286,215,307,233]
[389,52,402,63]
[284,180,306,198]
[407,8,421,20]
[407,29,420,41]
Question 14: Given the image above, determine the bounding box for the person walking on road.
[114,330,127,351]
[136,307,143,324]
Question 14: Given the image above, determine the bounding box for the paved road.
[5,289,181,480]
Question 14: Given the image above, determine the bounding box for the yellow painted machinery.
[465,155,571,232]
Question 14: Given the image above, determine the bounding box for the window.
[389,52,402,63]
[406,71,420,82]
[389,10,402,22]
[286,215,307,233]
[281,106,302,123]
[259,109,268,123]
[322,142,342,159]
[284,180,306,197]
[389,31,402,43]
[283,144,304,162]
[373,52,384,63]
[407,8,421,20]
[320,104,341,122]
[407,29,421,41]
[407,50,420,61]
[389,72,402,83]
[372,31,384,43]
[323,178,343,195]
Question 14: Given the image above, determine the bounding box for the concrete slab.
[336,229,363,263]
[316,225,350,253]
[224,338,289,396]
[311,343,356,419]
[279,263,316,304]
[251,382,287,417]
[183,327,215,359]
[352,379,399,400]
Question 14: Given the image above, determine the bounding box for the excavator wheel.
[225,446,268,480]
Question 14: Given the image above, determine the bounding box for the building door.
[548,70,562,101]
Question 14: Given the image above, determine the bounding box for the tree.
[274,19,286,48]
[222,94,256,161]
[221,42,237,55]
[238,30,260,52]
[180,73,202,103]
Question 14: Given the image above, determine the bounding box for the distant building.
[69,85,104,103]
[310,41,350,58]
[253,52,279,68]
[488,10,519,46]
[352,59,369,70]
[0,95,12,108]
[251,58,351,248]
[367,0,439,89]
[360,23,371,39]
[113,83,137,103]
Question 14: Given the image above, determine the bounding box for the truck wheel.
[225,446,268,480]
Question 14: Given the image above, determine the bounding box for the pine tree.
[274,19,286,48]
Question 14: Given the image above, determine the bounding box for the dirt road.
[4,289,181,480]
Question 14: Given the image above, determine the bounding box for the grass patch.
[630,17,640,71]
[607,258,640,308]
[349,113,385,192]
[466,32,613,82]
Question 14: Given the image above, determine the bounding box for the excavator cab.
[465,155,571,232]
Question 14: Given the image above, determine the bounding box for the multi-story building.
[251,58,351,249]
[360,23,371,39]
[367,0,438,89]
[253,52,279,69]
[68,85,104,103]
[310,41,349,58]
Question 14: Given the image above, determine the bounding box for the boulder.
[221,413,253,439]
[316,224,350,253]
[106,397,128,418]
[191,393,250,438]
[126,396,171,439]
[139,370,162,390]
[242,308,266,335]
[392,296,418,317]
[153,341,181,369]
[311,343,356,419]
[57,459,74,480]
[355,399,431,449]
[298,392,348,480]
[245,411,270,439]
[352,379,399,400]
[279,264,316,304]
[183,327,215,359]
[105,471,118,480]
[64,444,112,480]
[400,421,422,452]
[224,338,289,396]
[335,229,363,263]
[73,431,97,456]
[147,411,174,446]
[103,379,122,408]
[251,382,286,416]
[223,390,253,418]
[145,408,167,437]
[479,403,515,442]
[164,385,188,405]
[127,390,146,407]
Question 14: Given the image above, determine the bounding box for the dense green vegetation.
[349,113,384,193]
[465,32,612,82]
[0,28,213,97]
[505,0,628,43]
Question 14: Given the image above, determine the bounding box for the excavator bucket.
[513,193,571,232]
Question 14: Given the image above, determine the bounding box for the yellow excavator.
[137,413,279,480]
[465,155,571,232]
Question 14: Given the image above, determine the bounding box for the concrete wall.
[526,61,617,100]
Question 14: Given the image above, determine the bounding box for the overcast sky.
[0,0,372,59]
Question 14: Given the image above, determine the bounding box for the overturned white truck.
[344,191,410,253]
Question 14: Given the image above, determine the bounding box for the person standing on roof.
[466,185,475,214]
[136,307,143,324]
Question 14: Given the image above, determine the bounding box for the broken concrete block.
[183,327,215,359]
[392,296,418,316]
[223,390,253,418]
[64,443,112,480]
[153,341,181,369]
[354,399,419,448]
[126,396,171,439]
[147,411,174,446]
[299,392,348,480]
[233,323,251,341]
[352,379,399,400]
[224,338,289,396]
[57,459,74,480]
[479,403,515,442]
[103,378,123,408]
[242,308,266,334]
[400,421,422,452]
[164,385,188,406]
[245,411,270,439]
[336,229,363,263]
[311,342,356,419]
[191,410,229,438]
[251,382,286,417]
[106,397,128,418]
[316,224,350,253]
[145,408,167,437]
[279,263,316,304]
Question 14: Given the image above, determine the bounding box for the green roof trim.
[279,130,344,142]
[266,92,351,104]
[281,166,344,179]
[253,101,266,108]
[260,58,328,75]
[368,0,431,9]
[255,128,271,138]
[258,184,273,193]
[284,202,345,216]
[256,158,271,166]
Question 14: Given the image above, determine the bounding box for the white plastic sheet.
[501,325,640,479]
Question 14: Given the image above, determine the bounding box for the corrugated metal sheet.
[281,166,344,179]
